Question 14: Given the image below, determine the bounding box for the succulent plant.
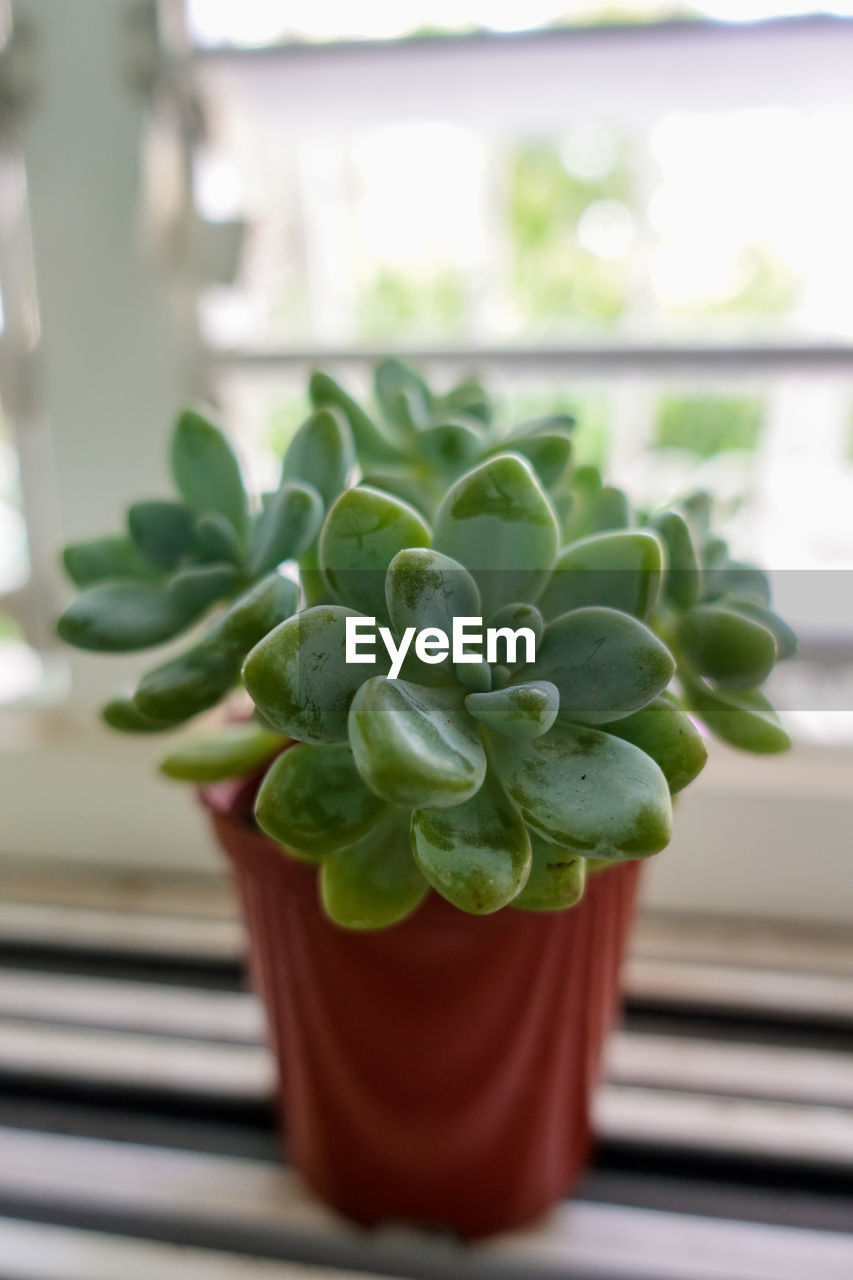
[309,358,575,519]
[58,362,795,930]
[241,452,712,928]
[58,404,353,736]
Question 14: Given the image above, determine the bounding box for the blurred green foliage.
[357,267,467,340]
[654,396,764,458]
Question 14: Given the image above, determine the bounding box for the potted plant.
[58,362,794,1237]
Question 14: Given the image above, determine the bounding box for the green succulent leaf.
[374,358,432,434]
[247,482,324,578]
[708,559,772,607]
[160,724,287,782]
[531,606,675,725]
[386,548,480,666]
[676,604,777,690]
[433,453,559,617]
[255,743,387,856]
[437,377,492,425]
[321,814,428,930]
[466,681,559,739]
[415,420,485,474]
[730,599,797,661]
[588,486,631,534]
[512,832,587,912]
[411,768,531,914]
[349,677,487,809]
[166,562,239,614]
[134,641,240,724]
[319,486,431,617]
[127,501,197,571]
[242,605,381,744]
[171,408,248,539]
[57,582,198,652]
[502,418,575,489]
[62,536,160,587]
[309,370,402,467]
[214,572,300,651]
[651,510,702,609]
[489,720,672,858]
[539,531,664,621]
[682,676,790,754]
[281,408,354,509]
[486,603,544,664]
[455,660,492,691]
[101,695,178,733]
[359,470,434,520]
[600,696,707,794]
[194,513,244,565]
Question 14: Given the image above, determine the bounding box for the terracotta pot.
[202,777,641,1239]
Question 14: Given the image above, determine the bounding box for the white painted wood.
[0,1019,275,1099]
[632,913,853,977]
[595,1086,853,1169]
[0,900,244,959]
[194,19,853,134]
[0,1217,386,1280]
[605,1032,853,1109]
[0,970,263,1042]
[625,957,853,1022]
[0,1128,852,1280]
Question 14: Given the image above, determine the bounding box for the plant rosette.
[238,448,791,930]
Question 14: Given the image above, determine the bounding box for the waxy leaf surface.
[349,677,486,809]
[255,743,387,856]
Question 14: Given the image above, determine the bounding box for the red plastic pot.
[203,776,641,1239]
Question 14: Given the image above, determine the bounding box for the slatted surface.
[0,865,851,1280]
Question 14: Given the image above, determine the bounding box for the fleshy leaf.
[386,549,480,676]
[194,513,243,565]
[676,604,777,690]
[708,559,772,607]
[359,470,434,520]
[486,602,544,664]
[502,417,575,488]
[539,531,664,621]
[57,582,197,652]
[651,510,701,609]
[319,486,431,617]
[243,605,381,744]
[531,606,675,724]
[309,370,401,466]
[730,599,797,661]
[437,377,492,425]
[412,769,531,914]
[600,696,707,794]
[166,562,239,614]
[466,681,559,740]
[62,536,160,587]
[433,453,559,617]
[127,501,197,570]
[281,407,354,509]
[255,743,387,856]
[512,833,587,912]
[349,677,486,809]
[171,408,248,538]
[374,358,432,433]
[321,815,428,930]
[134,641,240,724]
[214,573,299,651]
[415,420,484,474]
[161,724,286,782]
[682,676,790,754]
[247,482,324,578]
[102,696,178,733]
[488,720,672,857]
